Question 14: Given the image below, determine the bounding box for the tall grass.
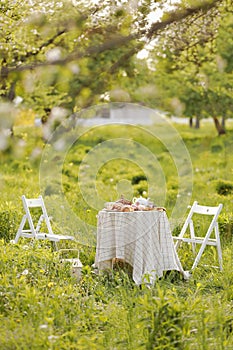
[0,122,233,349]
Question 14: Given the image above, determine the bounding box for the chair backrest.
[22,195,54,237]
[180,201,223,237]
[192,201,223,216]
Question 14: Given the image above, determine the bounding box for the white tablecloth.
[95,210,189,285]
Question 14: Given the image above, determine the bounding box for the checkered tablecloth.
[95,210,189,285]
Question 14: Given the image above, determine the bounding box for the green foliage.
[216,180,233,196]
[211,144,223,153]
[1,123,233,349]
[133,180,148,196]
[0,2,233,348]
[148,2,233,134]
[218,213,233,241]
[1,0,230,130]
[142,288,185,349]
[0,209,19,242]
[131,174,147,185]
[1,235,233,349]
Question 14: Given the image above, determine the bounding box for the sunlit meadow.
[1,120,233,349]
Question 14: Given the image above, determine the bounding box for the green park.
[1,1,233,349]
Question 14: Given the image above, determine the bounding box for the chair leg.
[217,245,223,271]
[52,241,58,251]
[215,226,223,271]
[191,237,209,270]
[189,220,196,254]
[191,237,223,271]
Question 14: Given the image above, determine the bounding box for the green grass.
[1,122,233,349]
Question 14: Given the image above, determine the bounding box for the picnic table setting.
[94,195,190,285]
[103,195,166,212]
[13,193,223,286]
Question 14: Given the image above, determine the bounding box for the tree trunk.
[8,82,16,137]
[213,117,226,135]
[189,117,193,128]
[195,116,200,129]
[221,116,225,128]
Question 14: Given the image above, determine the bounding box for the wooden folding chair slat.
[14,195,75,248]
[173,201,223,271]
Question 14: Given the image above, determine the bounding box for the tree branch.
[7,33,136,73]
[5,0,222,74]
[19,29,66,63]
[145,0,222,39]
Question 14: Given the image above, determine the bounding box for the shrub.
[165,189,178,208]
[218,213,233,241]
[216,180,233,196]
[211,144,223,153]
[133,181,148,195]
[0,210,20,242]
[44,184,61,196]
[131,174,147,185]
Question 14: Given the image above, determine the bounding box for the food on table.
[112,203,124,211]
[115,195,132,205]
[104,196,166,212]
[122,205,134,212]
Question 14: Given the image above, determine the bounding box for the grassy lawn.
[0,120,233,349]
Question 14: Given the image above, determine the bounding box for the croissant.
[154,207,166,211]
[116,195,132,205]
[122,205,134,212]
[112,203,124,211]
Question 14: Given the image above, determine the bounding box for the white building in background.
[75,103,167,127]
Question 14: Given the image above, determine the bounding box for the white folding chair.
[173,201,223,271]
[14,195,75,248]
